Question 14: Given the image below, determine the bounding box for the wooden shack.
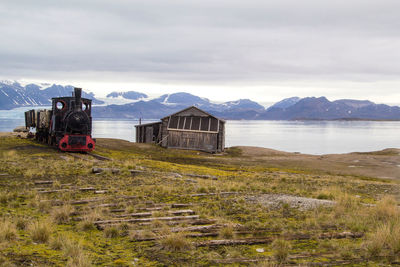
[135,121,162,144]
[135,106,225,153]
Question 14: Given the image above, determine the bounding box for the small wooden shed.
[135,121,162,144]
[135,106,225,153]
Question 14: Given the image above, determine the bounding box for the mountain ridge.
[0,81,104,109]
[1,80,399,121]
[94,93,400,120]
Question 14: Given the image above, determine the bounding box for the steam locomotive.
[25,87,95,152]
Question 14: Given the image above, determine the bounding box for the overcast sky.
[1,0,400,104]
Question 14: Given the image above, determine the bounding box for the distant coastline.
[2,81,400,121]
[285,118,400,122]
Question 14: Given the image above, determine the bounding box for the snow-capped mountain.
[268,97,301,110]
[2,80,399,120]
[154,92,210,106]
[261,97,400,120]
[106,91,148,100]
[98,91,149,105]
[152,92,264,112]
[222,99,265,111]
[94,92,266,119]
[333,99,374,108]
[0,81,104,109]
[94,94,400,120]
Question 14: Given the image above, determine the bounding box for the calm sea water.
[1,107,399,155]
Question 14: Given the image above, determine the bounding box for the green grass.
[0,136,399,265]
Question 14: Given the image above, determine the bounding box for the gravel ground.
[246,194,335,210]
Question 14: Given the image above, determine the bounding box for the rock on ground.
[246,194,335,210]
[13,126,28,133]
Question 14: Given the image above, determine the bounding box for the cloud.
[1,0,400,101]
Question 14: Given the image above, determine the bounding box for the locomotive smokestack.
[74,87,82,111]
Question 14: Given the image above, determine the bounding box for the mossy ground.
[0,136,399,266]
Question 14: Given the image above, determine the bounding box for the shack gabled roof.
[134,121,162,128]
[161,106,225,122]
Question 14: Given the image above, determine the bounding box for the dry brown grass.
[272,239,291,263]
[104,226,119,238]
[365,223,391,258]
[314,186,342,200]
[388,223,400,255]
[0,192,11,206]
[15,217,28,231]
[2,150,19,161]
[372,196,399,222]
[62,238,92,267]
[28,220,53,243]
[50,234,92,266]
[76,208,102,231]
[365,219,400,258]
[333,193,361,218]
[130,230,156,241]
[218,225,235,239]
[0,256,16,267]
[159,233,192,252]
[24,168,46,178]
[0,220,17,242]
[30,195,52,213]
[51,205,73,224]
[50,233,69,250]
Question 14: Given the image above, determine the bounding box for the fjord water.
[226,120,399,155]
[1,108,399,155]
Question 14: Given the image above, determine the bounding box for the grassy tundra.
[0,135,399,266]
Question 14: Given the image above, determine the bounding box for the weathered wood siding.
[135,126,142,143]
[145,127,153,143]
[161,118,169,147]
[135,122,161,144]
[167,130,218,152]
[217,122,225,152]
[172,108,209,117]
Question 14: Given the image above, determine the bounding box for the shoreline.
[2,106,400,122]
[1,131,398,157]
[2,133,398,180]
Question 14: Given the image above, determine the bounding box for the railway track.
[65,152,111,161]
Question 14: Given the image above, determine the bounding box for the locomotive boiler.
[25,87,95,152]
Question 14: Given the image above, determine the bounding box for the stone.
[92,167,103,174]
[130,170,145,176]
[92,167,120,174]
[13,126,28,133]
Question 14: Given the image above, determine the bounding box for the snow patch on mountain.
[0,80,17,86]
[334,99,374,108]
[268,97,301,110]
[0,80,104,110]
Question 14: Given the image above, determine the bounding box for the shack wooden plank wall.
[217,122,225,152]
[167,130,218,152]
[161,119,169,147]
[135,122,161,144]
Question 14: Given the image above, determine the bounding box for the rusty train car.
[25,87,95,152]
